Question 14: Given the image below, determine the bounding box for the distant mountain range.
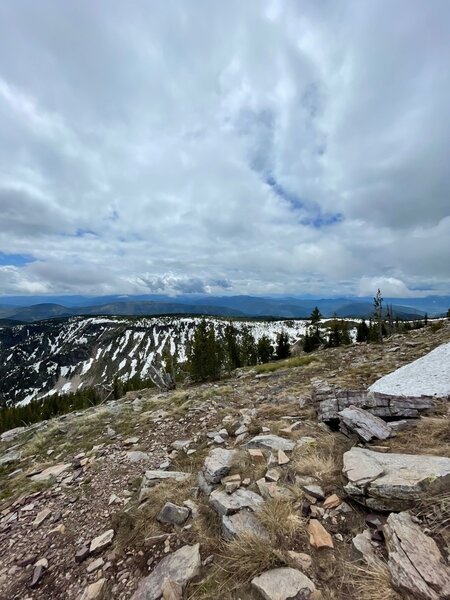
[0,293,448,322]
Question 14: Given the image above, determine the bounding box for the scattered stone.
[158,502,190,526]
[197,471,213,496]
[242,478,251,486]
[127,451,149,462]
[248,448,266,464]
[256,478,294,500]
[352,530,383,568]
[34,558,48,569]
[17,555,38,568]
[265,468,280,483]
[1,426,25,442]
[0,450,21,466]
[287,551,313,572]
[343,447,450,510]
[323,494,341,510]
[124,436,139,445]
[48,523,66,535]
[308,519,334,549]
[203,448,237,484]
[209,488,264,515]
[86,557,104,574]
[246,435,295,452]
[131,544,201,600]
[108,493,121,505]
[222,510,270,541]
[384,511,450,600]
[29,463,71,482]
[235,425,248,436]
[79,578,106,600]
[277,449,290,465]
[183,500,199,520]
[140,471,190,502]
[338,405,392,442]
[75,546,90,563]
[171,439,192,451]
[252,567,316,600]
[365,513,384,529]
[89,529,114,554]
[30,565,45,589]
[302,484,325,500]
[33,508,52,528]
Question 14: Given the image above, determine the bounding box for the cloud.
[0,0,449,297]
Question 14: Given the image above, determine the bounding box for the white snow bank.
[369,341,450,398]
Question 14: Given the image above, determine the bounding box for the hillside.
[0,320,449,599]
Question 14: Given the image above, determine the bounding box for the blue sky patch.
[0,252,36,266]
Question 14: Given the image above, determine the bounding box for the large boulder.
[343,447,450,511]
[203,448,237,484]
[384,512,450,600]
[338,405,392,442]
[251,567,316,599]
[131,544,201,600]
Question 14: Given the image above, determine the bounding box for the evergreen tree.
[424,312,428,326]
[239,326,257,366]
[275,331,291,359]
[303,327,320,353]
[310,306,322,328]
[356,319,369,342]
[223,324,241,371]
[373,289,384,343]
[257,335,273,363]
[188,320,222,381]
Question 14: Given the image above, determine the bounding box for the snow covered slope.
[369,341,450,398]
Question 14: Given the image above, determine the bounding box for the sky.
[0,0,449,299]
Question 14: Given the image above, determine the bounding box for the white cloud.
[0,0,449,297]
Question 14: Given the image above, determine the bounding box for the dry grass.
[387,415,450,457]
[258,497,307,548]
[342,561,401,600]
[254,355,318,374]
[412,490,450,545]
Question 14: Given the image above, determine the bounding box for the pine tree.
[356,319,369,342]
[257,335,273,364]
[373,289,384,343]
[275,331,291,359]
[239,326,257,366]
[223,324,241,371]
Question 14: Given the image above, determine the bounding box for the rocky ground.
[1,321,450,600]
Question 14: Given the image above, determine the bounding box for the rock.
[302,485,325,500]
[352,530,383,568]
[277,449,290,465]
[86,557,104,573]
[127,451,149,462]
[235,425,248,436]
[75,545,90,563]
[30,565,45,589]
[323,494,341,510]
[89,529,114,554]
[286,551,313,572]
[203,448,237,484]
[157,502,190,525]
[29,463,71,482]
[197,471,213,496]
[79,578,106,600]
[0,450,21,466]
[246,435,295,452]
[384,511,450,600]
[256,479,294,501]
[343,447,450,510]
[33,508,52,528]
[308,519,334,549]
[209,488,264,515]
[140,471,190,502]
[34,558,48,569]
[252,567,316,599]
[338,405,392,442]
[161,578,182,600]
[222,510,270,541]
[1,426,25,442]
[124,436,139,445]
[265,468,281,483]
[248,448,266,464]
[171,439,192,451]
[131,544,201,600]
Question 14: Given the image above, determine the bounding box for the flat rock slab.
[209,488,264,515]
[0,450,21,466]
[157,502,190,526]
[246,435,295,452]
[127,451,149,462]
[252,567,316,599]
[131,544,201,600]
[89,529,114,554]
[140,471,190,502]
[222,510,270,541]
[338,405,392,442]
[308,519,334,549]
[29,463,72,482]
[203,448,237,483]
[384,511,450,600]
[343,447,450,511]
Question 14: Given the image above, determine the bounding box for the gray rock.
[157,502,190,525]
[1,426,25,442]
[203,448,237,484]
[171,439,192,451]
[209,488,264,515]
[352,530,383,568]
[343,447,450,510]
[89,529,114,554]
[384,511,450,600]
[0,450,21,466]
[126,451,149,463]
[29,463,72,482]
[252,567,316,599]
[222,510,270,541]
[302,484,325,500]
[338,405,392,442]
[246,435,295,452]
[197,471,213,496]
[131,544,201,600]
[139,471,190,502]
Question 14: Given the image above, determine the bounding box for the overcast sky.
[0,0,449,298]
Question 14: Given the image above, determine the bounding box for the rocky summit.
[0,320,450,599]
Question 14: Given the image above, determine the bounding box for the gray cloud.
[0,0,449,297]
